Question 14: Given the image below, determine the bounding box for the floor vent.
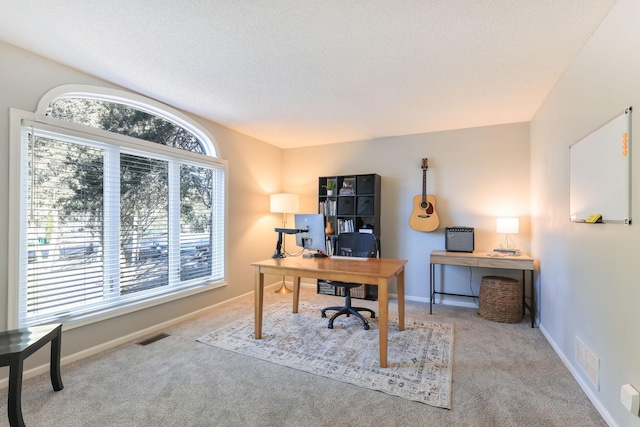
[137,333,170,346]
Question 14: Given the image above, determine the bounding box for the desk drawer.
[478,258,533,270]
[430,254,478,266]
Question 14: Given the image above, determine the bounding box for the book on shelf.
[319,200,336,216]
[493,248,521,256]
[325,239,334,256]
[350,284,366,299]
[318,280,334,295]
[340,178,356,195]
[337,219,354,233]
[358,223,374,234]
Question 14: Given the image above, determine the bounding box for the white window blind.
[23,130,106,322]
[20,125,225,326]
[119,153,170,294]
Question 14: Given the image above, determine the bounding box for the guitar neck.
[422,168,427,203]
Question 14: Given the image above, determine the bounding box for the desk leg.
[292,276,301,313]
[397,269,405,331]
[530,270,535,328]
[8,357,25,427]
[254,266,264,339]
[378,277,389,368]
[522,271,526,316]
[50,326,63,391]
[429,263,434,314]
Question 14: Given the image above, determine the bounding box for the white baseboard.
[538,323,617,427]
[0,289,257,390]
[0,279,304,389]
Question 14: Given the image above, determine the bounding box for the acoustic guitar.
[409,158,440,232]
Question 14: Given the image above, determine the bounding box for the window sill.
[54,280,227,332]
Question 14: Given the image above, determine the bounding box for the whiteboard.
[569,107,631,224]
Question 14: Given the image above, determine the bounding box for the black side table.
[0,324,63,426]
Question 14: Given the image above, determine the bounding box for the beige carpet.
[0,288,606,426]
[197,301,454,409]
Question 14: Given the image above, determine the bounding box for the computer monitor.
[295,213,326,253]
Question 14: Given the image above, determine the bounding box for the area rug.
[197,302,454,409]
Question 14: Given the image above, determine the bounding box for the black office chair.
[321,232,378,330]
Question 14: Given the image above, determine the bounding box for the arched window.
[9,85,227,327]
[47,98,207,153]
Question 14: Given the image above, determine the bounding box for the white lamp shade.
[270,193,299,213]
[496,217,519,234]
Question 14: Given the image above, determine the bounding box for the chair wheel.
[321,312,327,318]
[327,323,334,329]
[371,313,376,318]
[363,324,370,330]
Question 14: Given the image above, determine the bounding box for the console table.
[0,323,63,426]
[429,250,536,327]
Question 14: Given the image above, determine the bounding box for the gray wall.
[531,0,640,425]
[0,40,282,370]
[282,123,531,302]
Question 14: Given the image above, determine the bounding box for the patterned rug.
[197,302,454,409]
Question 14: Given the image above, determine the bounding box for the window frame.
[8,85,228,330]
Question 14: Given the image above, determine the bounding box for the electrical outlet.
[621,384,640,414]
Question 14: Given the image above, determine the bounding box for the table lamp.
[270,193,299,293]
[495,217,519,255]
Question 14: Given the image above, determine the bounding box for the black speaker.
[445,227,474,252]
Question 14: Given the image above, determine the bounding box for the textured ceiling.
[0,1,617,148]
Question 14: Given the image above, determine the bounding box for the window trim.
[8,85,228,330]
[36,84,220,158]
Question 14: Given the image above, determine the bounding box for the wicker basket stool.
[478,276,522,323]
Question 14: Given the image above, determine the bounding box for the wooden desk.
[252,256,407,368]
[430,250,536,327]
[0,323,63,427]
